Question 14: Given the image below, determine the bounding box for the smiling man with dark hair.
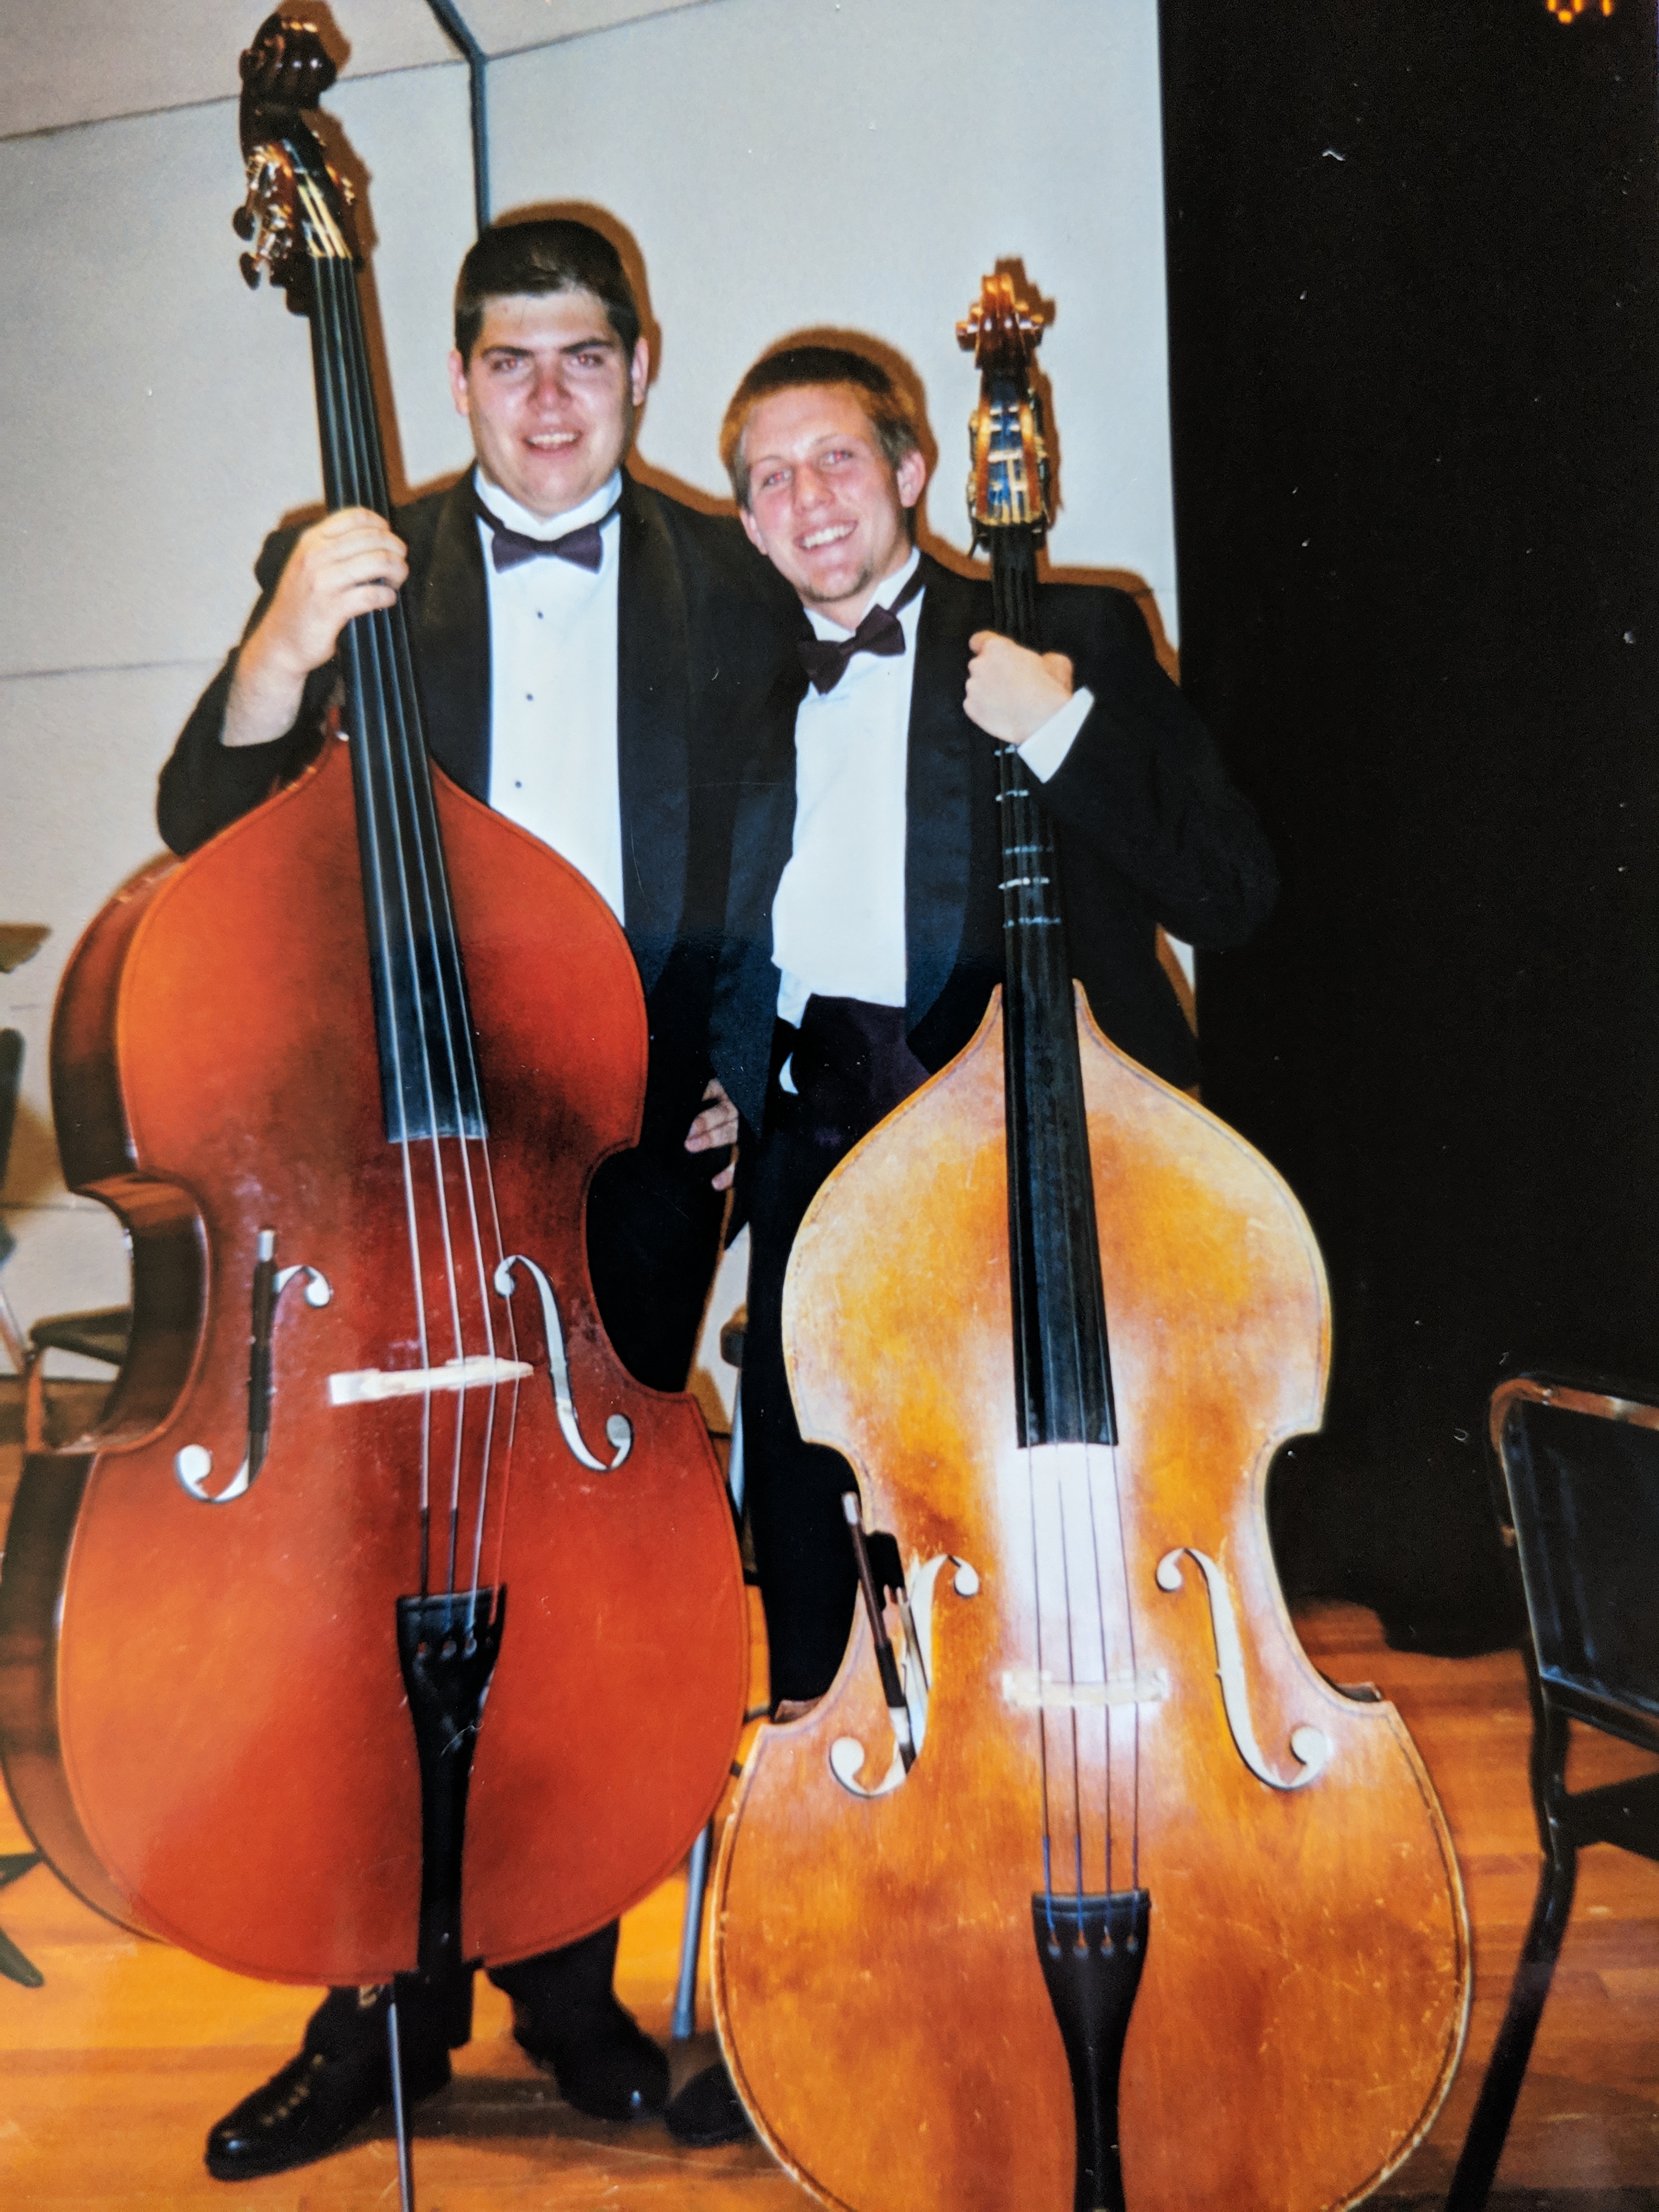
[160,215,793,2182]
[452,216,642,363]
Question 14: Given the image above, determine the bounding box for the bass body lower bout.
[711,991,1469,2212]
[0,745,749,1986]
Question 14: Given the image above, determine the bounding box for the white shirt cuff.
[1018,685,1094,782]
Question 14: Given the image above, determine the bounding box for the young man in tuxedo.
[664,343,1277,2147]
[160,219,792,2180]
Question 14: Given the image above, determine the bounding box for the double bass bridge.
[328,1355,533,1403]
[1001,1667,1168,1711]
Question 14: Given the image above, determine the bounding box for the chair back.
[1492,1375,1659,1756]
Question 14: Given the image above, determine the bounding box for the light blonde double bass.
[708,278,1469,2209]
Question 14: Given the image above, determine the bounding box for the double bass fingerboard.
[292,163,486,1145]
[980,387,1116,1452]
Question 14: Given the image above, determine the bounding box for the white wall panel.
[0,66,473,686]
[0,1,727,140]
[0,1,458,140]
[462,0,716,56]
[486,0,1178,612]
[0,98,317,683]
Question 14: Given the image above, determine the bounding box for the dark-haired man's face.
[738,383,924,629]
[447,288,648,519]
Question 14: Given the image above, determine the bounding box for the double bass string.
[325,240,516,1605]
[306,203,518,1604]
[1097,1436,1145,1901]
[1108,1436,1144,1897]
[1081,1438,1116,1900]
[315,225,526,1604]
[330,266,496,1594]
[997,705,1144,1927]
[1023,1425,1058,1929]
[998,735,1062,1933]
[1029,1444,1142,1926]
[315,252,448,1587]
[1002,753,1141,1921]
[1056,1462,1087,1908]
[299,225,441,1565]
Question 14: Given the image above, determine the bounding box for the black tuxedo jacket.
[161,472,796,1155]
[709,554,1278,1135]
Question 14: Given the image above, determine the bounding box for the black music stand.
[1444,1373,1659,2210]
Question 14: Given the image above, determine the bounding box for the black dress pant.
[742,998,929,1706]
[588,1123,727,1391]
[312,1921,622,2062]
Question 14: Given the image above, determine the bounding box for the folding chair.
[20,1305,132,1453]
[1444,1372,1659,2210]
[0,1025,131,1451]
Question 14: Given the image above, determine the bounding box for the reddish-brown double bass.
[0,17,746,1989]
[709,279,1470,2208]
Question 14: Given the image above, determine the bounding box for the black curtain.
[1158,0,1659,1650]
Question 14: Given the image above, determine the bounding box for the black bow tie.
[796,566,926,693]
[475,488,620,574]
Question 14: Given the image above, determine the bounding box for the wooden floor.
[2,1387,1657,2209]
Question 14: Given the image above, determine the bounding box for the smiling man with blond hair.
[657,336,1278,2151]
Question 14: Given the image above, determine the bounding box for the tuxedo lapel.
[905,557,976,1031]
[616,477,690,998]
[411,477,491,800]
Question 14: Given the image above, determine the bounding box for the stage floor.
[2,1392,1656,2209]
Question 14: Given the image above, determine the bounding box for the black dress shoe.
[665,2059,754,2147]
[514,1995,670,2122]
[205,2038,450,2181]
